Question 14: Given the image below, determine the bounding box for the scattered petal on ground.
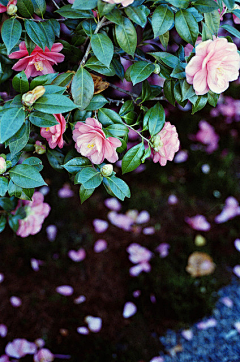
[85,316,102,333]
[143,227,155,235]
[123,302,137,318]
[56,285,74,296]
[74,295,86,304]
[220,297,233,308]
[94,239,107,253]
[5,339,36,358]
[233,265,240,277]
[68,248,86,262]
[197,318,217,329]
[104,198,121,211]
[58,184,74,198]
[234,238,240,252]
[77,327,89,335]
[10,296,22,307]
[181,329,193,341]
[168,194,178,205]
[46,225,57,242]
[93,219,109,233]
[155,243,170,258]
[0,325,7,338]
[0,274,4,283]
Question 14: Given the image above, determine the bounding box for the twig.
[133,53,153,63]
[51,0,60,9]
[108,83,139,100]
[106,98,125,106]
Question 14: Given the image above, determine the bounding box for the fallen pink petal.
[68,248,86,262]
[93,219,109,233]
[94,239,108,253]
[56,285,74,296]
[123,302,137,318]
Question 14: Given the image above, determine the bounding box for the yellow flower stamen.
[34,61,44,71]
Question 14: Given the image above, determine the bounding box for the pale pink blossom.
[0,325,7,338]
[5,339,37,358]
[185,215,211,231]
[194,120,219,153]
[197,318,217,329]
[93,219,109,233]
[103,0,134,7]
[16,192,51,238]
[10,296,22,307]
[9,42,64,78]
[184,37,202,57]
[0,0,17,13]
[185,38,240,95]
[152,122,180,166]
[104,197,121,211]
[40,114,66,149]
[123,302,137,318]
[215,197,240,223]
[73,118,121,164]
[156,243,170,258]
[0,157,7,174]
[68,248,86,262]
[85,316,102,333]
[56,285,74,296]
[34,348,54,362]
[94,239,108,253]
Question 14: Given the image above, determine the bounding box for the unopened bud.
[194,234,206,247]
[100,164,113,177]
[0,156,7,174]
[22,86,45,107]
[34,141,46,155]
[153,64,161,74]
[7,4,17,15]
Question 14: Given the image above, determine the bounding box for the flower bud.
[22,86,45,107]
[100,164,113,177]
[153,63,161,74]
[34,141,46,155]
[0,157,7,174]
[7,4,17,15]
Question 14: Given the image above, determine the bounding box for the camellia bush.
[0,0,240,237]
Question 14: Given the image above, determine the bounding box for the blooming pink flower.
[16,192,51,238]
[72,118,121,164]
[0,0,17,13]
[103,0,134,7]
[194,120,219,153]
[34,348,54,362]
[215,197,240,223]
[5,339,36,359]
[185,37,240,95]
[185,215,211,231]
[9,42,65,78]
[151,122,180,166]
[40,114,66,149]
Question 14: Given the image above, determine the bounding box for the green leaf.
[0,107,25,144]
[85,56,116,76]
[8,180,22,198]
[73,0,98,10]
[204,10,220,35]
[12,71,29,94]
[119,100,134,116]
[34,94,77,113]
[22,157,43,171]
[42,85,65,95]
[122,143,145,174]
[55,5,94,19]
[9,164,47,188]
[208,91,220,107]
[170,63,186,79]
[103,175,130,201]
[175,9,198,45]
[25,20,48,50]
[0,215,6,233]
[51,72,74,87]
[71,67,94,110]
[124,5,150,28]
[141,146,151,163]
[85,94,108,111]
[152,5,174,38]
[30,73,58,89]
[46,148,65,171]
[112,57,125,81]
[1,18,22,55]
[29,111,58,128]
[159,31,170,50]
[62,157,91,174]
[165,0,190,8]
[105,8,124,25]
[8,121,30,156]
[191,94,208,114]
[0,177,8,196]
[106,124,129,138]
[98,0,115,16]
[91,33,114,67]
[130,61,155,86]
[98,108,123,126]
[31,0,46,17]
[221,24,240,39]
[224,0,236,9]
[163,79,175,106]
[75,167,103,189]
[115,18,137,57]
[192,0,219,12]
[149,52,179,68]
[39,21,55,50]
[181,80,196,101]
[17,0,34,17]
[79,184,95,203]
[143,102,165,137]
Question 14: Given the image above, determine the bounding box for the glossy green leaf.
[51,72,74,87]
[191,94,208,114]
[106,124,129,138]
[71,67,94,110]
[25,20,47,50]
[0,215,6,233]
[192,0,219,12]
[204,11,220,35]
[97,0,115,16]
[79,184,95,203]
[223,0,235,9]
[221,24,240,39]
[8,121,30,156]
[29,111,58,128]
[125,5,150,28]
[73,0,98,10]
[143,102,165,137]
[76,167,103,189]
[115,18,137,57]
[55,5,94,18]
[9,164,47,188]
[46,148,65,171]
[208,91,220,107]
[34,95,78,113]
[91,33,114,67]
[175,9,198,45]
[130,61,155,86]
[122,143,145,174]
[85,56,116,76]
[0,108,25,144]
[8,180,22,198]
[105,8,124,25]
[149,52,179,68]
[0,177,8,197]
[152,5,174,37]
[85,94,109,111]
[181,80,196,101]
[1,18,22,55]
[163,80,176,106]
[98,108,123,126]
[12,71,29,94]
[16,0,34,17]
[31,0,46,17]
[103,175,130,201]
[63,157,91,174]
[22,157,43,171]
[165,0,190,8]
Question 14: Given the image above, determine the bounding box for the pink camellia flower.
[9,42,65,78]
[185,37,240,95]
[72,118,122,164]
[33,348,54,362]
[5,339,37,359]
[151,122,180,166]
[16,192,51,238]
[194,120,219,153]
[215,196,240,223]
[185,215,211,231]
[0,0,17,13]
[40,114,66,149]
[103,0,134,7]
